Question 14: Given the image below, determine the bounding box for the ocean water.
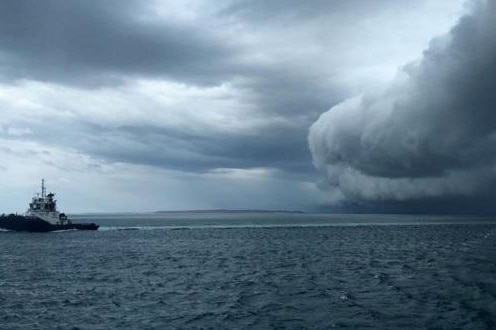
[1,213,496,329]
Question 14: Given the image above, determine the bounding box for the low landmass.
[154,209,306,214]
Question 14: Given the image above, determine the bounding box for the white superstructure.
[26,179,70,225]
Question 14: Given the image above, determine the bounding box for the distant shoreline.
[153,209,306,214]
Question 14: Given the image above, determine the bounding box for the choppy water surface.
[1,214,496,329]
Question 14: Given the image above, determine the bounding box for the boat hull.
[0,214,99,232]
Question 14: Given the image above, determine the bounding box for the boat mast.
[41,178,46,198]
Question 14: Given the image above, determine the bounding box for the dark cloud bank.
[309,0,496,213]
[0,0,232,86]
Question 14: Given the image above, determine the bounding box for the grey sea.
[1,213,496,329]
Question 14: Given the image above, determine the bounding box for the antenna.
[41,178,46,198]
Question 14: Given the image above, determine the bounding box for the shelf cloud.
[309,0,496,208]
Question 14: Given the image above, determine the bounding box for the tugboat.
[0,179,99,232]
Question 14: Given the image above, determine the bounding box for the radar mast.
[41,178,46,198]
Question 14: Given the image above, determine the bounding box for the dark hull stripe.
[0,215,98,232]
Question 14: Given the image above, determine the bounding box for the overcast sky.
[0,0,481,213]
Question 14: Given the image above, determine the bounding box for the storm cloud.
[309,0,496,207]
[0,0,466,212]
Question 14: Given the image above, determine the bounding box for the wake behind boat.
[0,179,98,232]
